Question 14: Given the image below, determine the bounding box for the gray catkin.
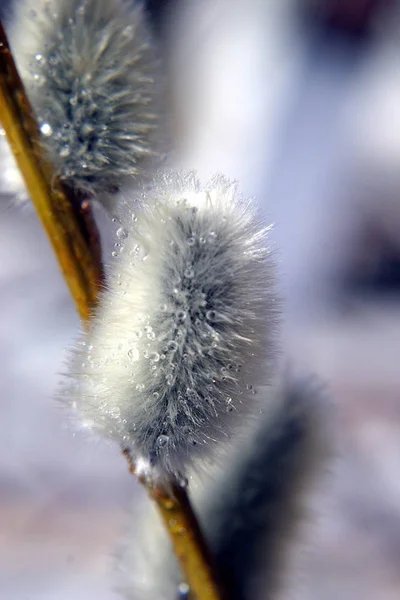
[200,375,329,600]
[63,170,278,477]
[8,0,163,196]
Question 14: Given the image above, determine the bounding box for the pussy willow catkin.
[65,171,278,477]
[9,0,162,196]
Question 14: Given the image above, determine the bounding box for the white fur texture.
[8,0,162,196]
[64,171,278,475]
[0,132,29,205]
[117,375,330,600]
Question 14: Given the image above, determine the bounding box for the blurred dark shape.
[145,0,176,37]
[0,0,13,19]
[339,219,400,297]
[301,0,392,41]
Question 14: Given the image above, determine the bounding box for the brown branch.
[0,21,103,321]
[0,19,226,600]
[123,450,226,600]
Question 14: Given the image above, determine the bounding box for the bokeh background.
[1,0,400,598]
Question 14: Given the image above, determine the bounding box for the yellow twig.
[124,450,226,600]
[0,19,226,600]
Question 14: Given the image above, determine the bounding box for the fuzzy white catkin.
[64,171,278,476]
[8,0,162,197]
[117,375,329,600]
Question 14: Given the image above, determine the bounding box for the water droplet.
[116,227,128,240]
[247,384,253,390]
[176,310,186,322]
[33,73,45,85]
[40,123,52,136]
[187,236,195,246]
[184,267,194,278]
[111,251,118,257]
[178,583,190,599]
[149,352,160,363]
[206,310,216,321]
[128,348,139,362]
[109,407,120,419]
[157,434,169,447]
[60,145,70,158]
[177,474,188,488]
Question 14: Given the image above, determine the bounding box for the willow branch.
[123,450,226,600]
[0,21,103,321]
[0,19,225,600]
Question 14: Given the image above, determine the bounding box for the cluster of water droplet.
[90,207,252,460]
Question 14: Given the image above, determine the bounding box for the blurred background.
[1,0,400,598]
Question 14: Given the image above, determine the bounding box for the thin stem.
[123,450,226,600]
[0,19,226,600]
[0,21,103,321]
